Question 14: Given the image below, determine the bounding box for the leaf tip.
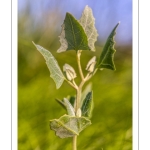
[85,5,90,9]
[56,85,60,89]
[66,12,72,18]
[112,66,116,71]
[32,41,36,46]
[84,5,92,11]
[114,22,120,30]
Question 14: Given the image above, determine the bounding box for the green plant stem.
[73,86,82,150]
[65,79,78,89]
[72,79,78,89]
[72,50,95,150]
[73,135,77,150]
[72,51,86,150]
[77,51,84,80]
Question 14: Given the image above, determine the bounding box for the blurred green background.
[18,0,132,150]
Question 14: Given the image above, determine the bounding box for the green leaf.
[57,13,90,52]
[79,5,98,51]
[55,99,66,109]
[33,42,65,89]
[81,91,93,118]
[50,115,91,138]
[55,98,75,116]
[69,96,76,107]
[63,98,75,116]
[98,23,120,70]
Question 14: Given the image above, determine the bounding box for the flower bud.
[76,108,81,117]
[63,64,77,81]
[86,56,96,72]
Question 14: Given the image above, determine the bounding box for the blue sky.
[18,0,132,45]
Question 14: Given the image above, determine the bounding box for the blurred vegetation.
[18,3,132,150]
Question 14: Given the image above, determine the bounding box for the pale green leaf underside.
[57,24,68,53]
[98,23,120,70]
[50,115,91,138]
[81,91,93,118]
[55,97,76,114]
[79,5,98,51]
[57,13,90,52]
[33,42,64,89]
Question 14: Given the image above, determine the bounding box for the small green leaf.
[69,96,76,108]
[33,42,65,89]
[63,98,75,116]
[98,23,120,70]
[79,5,98,51]
[56,98,75,116]
[55,99,66,109]
[81,91,93,118]
[57,13,90,52]
[50,115,91,138]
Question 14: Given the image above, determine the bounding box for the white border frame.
[0,1,14,149]
[12,0,17,149]
[139,0,150,149]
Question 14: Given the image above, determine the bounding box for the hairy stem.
[73,135,77,150]
[73,82,82,150]
[65,79,78,90]
[75,85,81,112]
[72,51,86,150]
[72,79,78,89]
[77,51,84,80]
[72,51,96,150]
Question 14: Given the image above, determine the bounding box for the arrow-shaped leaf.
[57,13,90,52]
[33,42,65,89]
[97,23,120,70]
[50,115,91,138]
[79,5,98,51]
[81,91,93,118]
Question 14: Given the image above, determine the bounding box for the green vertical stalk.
[77,50,84,80]
[75,87,81,113]
[73,82,81,150]
[73,135,77,150]
[72,50,86,150]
